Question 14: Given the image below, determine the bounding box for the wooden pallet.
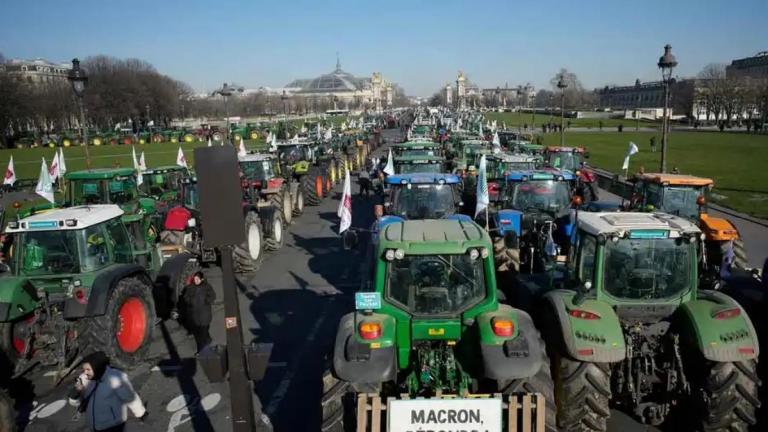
[355,392,546,432]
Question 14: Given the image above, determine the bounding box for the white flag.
[238,139,247,157]
[475,155,489,217]
[383,148,395,176]
[139,151,147,170]
[270,133,278,151]
[58,148,67,176]
[3,156,16,186]
[621,141,640,171]
[132,146,143,186]
[35,157,55,203]
[324,128,333,140]
[338,169,352,234]
[492,132,500,146]
[207,137,212,147]
[176,147,188,168]
[49,151,60,183]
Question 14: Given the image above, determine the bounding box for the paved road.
[7,129,766,431]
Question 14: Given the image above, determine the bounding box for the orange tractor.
[629,173,748,283]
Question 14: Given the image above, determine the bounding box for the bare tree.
[698,63,728,122]
[549,69,591,108]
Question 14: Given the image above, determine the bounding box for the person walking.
[650,136,657,153]
[69,352,147,432]
[182,271,215,353]
[358,167,371,198]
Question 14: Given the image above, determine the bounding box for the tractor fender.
[332,312,397,385]
[479,305,546,380]
[70,264,151,318]
[494,209,522,237]
[699,214,740,241]
[677,290,759,361]
[0,278,40,321]
[542,290,626,362]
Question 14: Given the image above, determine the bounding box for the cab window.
[578,234,597,285]
[106,219,133,263]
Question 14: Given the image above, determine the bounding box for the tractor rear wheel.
[303,171,323,206]
[321,370,350,432]
[493,236,520,273]
[551,351,611,431]
[264,211,285,251]
[281,189,293,225]
[0,317,33,374]
[233,212,264,273]
[293,188,305,216]
[732,238,748,269]
[80,276,156,370]
[695,360,759,431]
[498,333,557,432]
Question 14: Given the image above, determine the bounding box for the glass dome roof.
[287,58,369,93]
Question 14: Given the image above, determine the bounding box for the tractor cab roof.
[487,153,539,163]
[379,219,490,255]
[386,173,460,185]
[505,169,575,182]
[545,146,585,153]
[5,205,124,233]
[238,153,275,162]
[394,155,446,162]
[141,165,187,174]
[394,141,440,148]
[577,211,700,237]
[633,173,714,187]
[276,141,311,147]
[65,168,137,180]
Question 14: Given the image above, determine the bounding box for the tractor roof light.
[358,321,381,340]
[394,249,406,260]
[7,221,18,229]
[438,178,446,185]
[491,317,515,337]
[64,219,77,227]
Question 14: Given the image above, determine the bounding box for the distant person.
[637,165,646,175]
[182,271,216,353]
[599,120,603,131]
[69,351,148,432]
[358,168,371,198]
[650,136,656,153]
[618,124,624,132]
[672,167,680,174]
[567,120,572,129]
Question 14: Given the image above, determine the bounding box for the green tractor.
[239,153,304,226]
[323,219,555,431]
[525,211,760,430]
[140,165,190,207]
[0,205,191,378]
[275,142,330,206]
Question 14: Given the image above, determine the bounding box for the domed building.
[286,57,394,110]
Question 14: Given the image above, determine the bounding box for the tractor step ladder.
[355,392,545,432]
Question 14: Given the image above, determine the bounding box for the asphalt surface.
[5,128,767,432]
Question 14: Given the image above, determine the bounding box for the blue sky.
[1,0,766,96]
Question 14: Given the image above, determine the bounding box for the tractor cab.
[139,165,189,205]
[484,153,542,202]
[275,142,315,178]
[391,141,442,158]
[544,146,589,172]
[238,153,283,200]
[393,155,447,174]
[629,173,712,221]
[382,174,464,221]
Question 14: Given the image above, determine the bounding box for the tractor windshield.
[486,160,537,179]
[387,254,486,315]
[603,237,694,300]
[391,184,457,219]
[397,163,443,174]
[182,182,199,209]
[16,230,92,275]
[659,187,702,220]
[141,171,184,197]
[70,177,138,206]
[547,152,582,171]
[277,145,309,163]
[504,180,571,213]
[240,161,275,181]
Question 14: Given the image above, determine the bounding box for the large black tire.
[303,171,323,206]
[551,352,611,432]
[0,320,28,375]
[732,238,748,269]
[80,276,156,370]
[321,371,350,432]
[493,236,520,273]
[281,188,293,225]
[233,212,264,273]
[498,334,557,431]
[264,210,285,252]
[695,360,760,431]
[0,389,16,432]
[293,188,305,216]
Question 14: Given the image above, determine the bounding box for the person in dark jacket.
[69,351,147,432]
[182,271,216,353]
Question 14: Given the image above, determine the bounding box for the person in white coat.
[69,351,147,432]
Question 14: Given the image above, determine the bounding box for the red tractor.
[543,145,599,202]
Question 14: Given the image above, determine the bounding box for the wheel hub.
[116,298,147,353]
[248,224,261,260]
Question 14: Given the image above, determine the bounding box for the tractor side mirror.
[342,230,359,250]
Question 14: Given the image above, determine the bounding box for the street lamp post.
[212,83,244,145]
[658,44,678,173]
[68,58,91,168]
[281,90,288,117]
[557,74,568,147]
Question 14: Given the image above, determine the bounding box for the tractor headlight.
[480,247,489,258]
[385,249,396,261]
[187,218,196,228]
[394,249,405,260]
[469,249,480,260]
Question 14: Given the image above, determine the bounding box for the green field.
[485,111,660,129]
[536,131,768,218]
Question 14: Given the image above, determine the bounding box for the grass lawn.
[536,131,768,218]
[484,111,660,129]
[0,139,266,180]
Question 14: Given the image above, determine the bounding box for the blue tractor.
[492,169,578,274]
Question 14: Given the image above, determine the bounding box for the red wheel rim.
[326,177,332,192]
[315,176,324,198]
[12,337,26,355]
[116,298,147,353]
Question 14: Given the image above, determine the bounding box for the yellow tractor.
[629,173,747,280]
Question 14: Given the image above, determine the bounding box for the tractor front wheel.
[551,352,611,431]
[233,212,264,273]
[81,276,156,369]
[264,211,285,251]
[321,371,350,432]
[293,188,305,216]
[303,171,323,206]
[281,189,293,225]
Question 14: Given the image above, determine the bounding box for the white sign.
[388,398,502,432]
